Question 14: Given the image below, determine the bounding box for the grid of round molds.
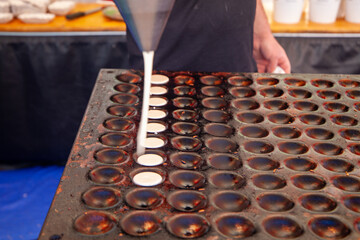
[69,70,360,239]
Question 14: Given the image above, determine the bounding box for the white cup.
[274,0,305,24]
[309,0,341,23]
[345,0,360,23]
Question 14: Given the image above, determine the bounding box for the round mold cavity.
[103,118,135,133]
[231,99,260,110]
[278,142,309,155]
[144,135,167,149]
[311,79,334,88]
[167,190,207,212]
[173,97,197,108]
[298,114,326,125]
[170,152,203,170]
[174,75,195,85]
[120,211,161,237]
[268,112,295,124]
[173,109,197,121]
[240,125,269,138]
[346,90,360,99]
[147,121,167,134]
[149,97,168,107]
[150,86,168,95]
[256,77,279,86]
[205,137,237,153]
[273,127,301,139]
[171,136,202,151]
[201,97,227,109]
[211,191,250,211]
[293,101,319,111]
[89,166,125,185]
[151,74,169,85]
[214,214,255,238]
[324,102,349,113]
[203,110,230,123]
[343,195,360,213]
[204,123,233,137]
[114,83,140,94]
[169,170,206,189]
[309,217,351,239]
[317,90,341,100]
[252,174,286,190]
[300,194,337,212]
[74,211,117,235]
[284,157,317,172]
[227,76,253,86]
[200,75,222,85]
[229,87,256,98]
[82,187,121,209]
[260,87,284,98]
[331,115,358,126]
[207,153,241,170]
[263,217,303,239]
[116,72,141,83]
[339,79,360,88]
[236,112,264,124]
[313,143,343,156]
[340,128,360,141]
[173,86,196,96]
[321,158,354,173]
[171,122,200,135]
[107,105,137,118]
[166,214,210,239]
[110,93,139,105]
[135,150,166,167]
[332,176,360,192]
[288,88,312,99]
[99,133,133,148]
[257,194,294,212]
[201,86,224,97]
[208,171,245,189]
[284,78,306,86]
[248,157,280,171]
[305,128,334,140]
[291,175,326,190]
[264,100,289,110]
[94,148,129,165]
[244,141,274,154]
[125,188,164,210]
[148,109,167,120]
[130,168,165,187]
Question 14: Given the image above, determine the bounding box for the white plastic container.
[309,0,341,23]
[345,0,360,23]
[273,0,304,24]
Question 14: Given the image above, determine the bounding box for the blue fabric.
[0,166,64,240]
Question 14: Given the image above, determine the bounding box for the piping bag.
[113,0,175,155]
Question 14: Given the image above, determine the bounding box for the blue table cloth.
[0,166,64,240]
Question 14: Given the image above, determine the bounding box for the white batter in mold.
[137,154,164,166]
[145,137,165,148]
[150,86,167,95]
[132,171,163,186]
[151,74,169,85]
[147,122,166,133]
[149,97,167,107]
[148,109,167,119]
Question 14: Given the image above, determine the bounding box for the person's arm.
[253,0,291,73]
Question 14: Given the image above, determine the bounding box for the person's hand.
[253,33,291,73]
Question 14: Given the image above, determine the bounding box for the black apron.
[127,0,257,72]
